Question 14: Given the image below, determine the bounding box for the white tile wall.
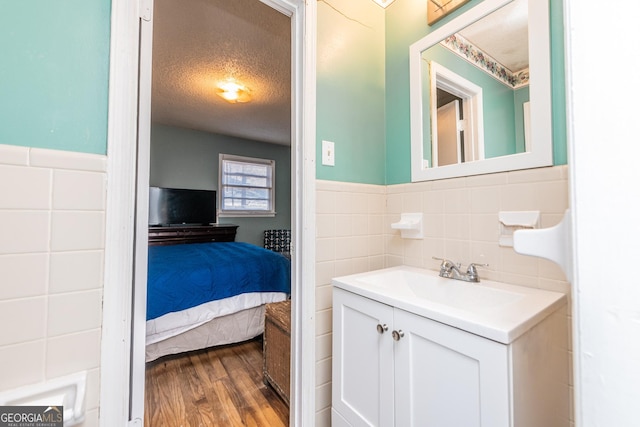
[0,144,106,427]
[46,330,102,379]
[386,166,571,288]
[0,254,48,299]
[0,211,50,254]
[314,180,388,425]
[0,297,47,346]
[315,166,574,425]
[0,341,46,390]
[49,251,104,294]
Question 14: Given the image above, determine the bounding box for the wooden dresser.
[148,224,238,246]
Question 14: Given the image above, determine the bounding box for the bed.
[145,225,291,362]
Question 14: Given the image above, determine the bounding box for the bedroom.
[144,0,294,425]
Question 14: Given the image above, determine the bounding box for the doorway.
[429,61,484,165]
[141,0,293,424]
[103,0,317,425]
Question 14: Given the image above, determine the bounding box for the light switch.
[322,140,335,166]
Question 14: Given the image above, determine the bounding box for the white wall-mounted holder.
[513,209,573,283]
[498,211,540,247]
[391,213,423,239]
[0,371,87,426]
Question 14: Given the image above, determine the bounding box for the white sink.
[356,268,525,310]
[332,266,566,344]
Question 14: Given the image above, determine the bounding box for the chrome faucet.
[433,257,488,283]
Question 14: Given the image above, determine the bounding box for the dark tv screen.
[148,187,217,226]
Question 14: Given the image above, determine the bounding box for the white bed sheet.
[146,291,287,345]
[145,305,267,362]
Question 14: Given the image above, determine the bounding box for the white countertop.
[332,266,566,344]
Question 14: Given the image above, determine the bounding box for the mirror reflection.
[409,0,553,182]
[423,0,529,167]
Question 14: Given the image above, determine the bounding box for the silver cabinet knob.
[376,323,389,334]
[392,330,404,341]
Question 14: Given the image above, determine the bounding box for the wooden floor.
[144,338,289,427]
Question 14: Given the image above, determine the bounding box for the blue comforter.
[147,242,291,320]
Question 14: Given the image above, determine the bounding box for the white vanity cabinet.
[394,307,510,427]
[331,288,395,427]
[332,287,509,427]
[331,268,569,427]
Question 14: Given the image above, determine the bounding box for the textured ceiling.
[152,0,291,145]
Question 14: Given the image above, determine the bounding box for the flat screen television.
[148,187,217,226]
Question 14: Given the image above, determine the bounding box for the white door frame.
[100,0,316,425]
[429,61,485,165]
[564,0,640,425]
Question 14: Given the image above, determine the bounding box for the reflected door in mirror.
[437,99,462,166]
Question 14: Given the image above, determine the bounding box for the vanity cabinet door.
[393,308,511,427]
[332,288,395,427]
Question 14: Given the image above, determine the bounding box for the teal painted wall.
[0,1,111,154]
[550,0,567,166]
[385,0,567,184]
[150,125,291,247]
[316,0,387,185]
[1,0,565,180]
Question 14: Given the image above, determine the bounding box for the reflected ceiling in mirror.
[409,0,553,182]
[457,0,529,83]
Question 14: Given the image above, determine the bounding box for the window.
[218,154,276,217]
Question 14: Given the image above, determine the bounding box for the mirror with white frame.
[410,0,553,182]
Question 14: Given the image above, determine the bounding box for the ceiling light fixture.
[372,0,396,8]
[216,80,251,103]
